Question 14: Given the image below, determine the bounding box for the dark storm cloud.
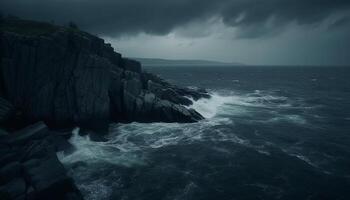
[1,0,350,37]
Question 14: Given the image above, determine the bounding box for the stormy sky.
[1,0,350,65]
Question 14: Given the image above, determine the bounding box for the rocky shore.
[0,122,82,200]
[0,18,210,199]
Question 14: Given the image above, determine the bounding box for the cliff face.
[0,19,208,130]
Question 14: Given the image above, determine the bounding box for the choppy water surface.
[59,66,350,200]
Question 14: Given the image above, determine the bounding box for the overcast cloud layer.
[2,0,350,37]
[2,0,350,65]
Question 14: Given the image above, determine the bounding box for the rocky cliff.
[0,18,209,131]
[0,18,210,200]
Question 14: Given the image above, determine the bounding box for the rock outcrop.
[0,18,209,131]
[0,122,82,200]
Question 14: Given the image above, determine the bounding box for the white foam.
[59,116,242,172]
[189,90,292,119]
[188,94,233,118]
[58,127,145,167]
[57,88,320,200]
[267,114,307,125]
[59,90,308,169]
[79,179,112,200]
[107,117,237,149]
[291,153,319,168]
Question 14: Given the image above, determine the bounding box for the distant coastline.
[131,57,245,67]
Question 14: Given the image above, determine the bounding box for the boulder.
[23,156,81,200]
[0,162,21,184]
[6,122,48,145]
[0,122,83,200]
[0,178,26,199]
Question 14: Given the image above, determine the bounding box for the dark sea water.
[59,66,350,200]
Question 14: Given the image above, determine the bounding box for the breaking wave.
[189,90,309,125]
[59,89,311,167]
[57,89,322,200]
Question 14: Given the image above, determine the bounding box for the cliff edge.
[0,18,209,131]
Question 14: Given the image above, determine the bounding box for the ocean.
[58,66,350,200]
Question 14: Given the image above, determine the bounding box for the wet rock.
[175,87,211,101]
[144,73,210,105]
[21,139,56,161]
[45,132,76,153]
[0,162,21,184]
[0,122,83,200]
[23,156,77,199]
[152,99,204,123]
[0,178,26,199]
[160,88,193,106]
[6,122,48,145]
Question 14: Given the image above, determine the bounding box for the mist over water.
[59,66,350,200]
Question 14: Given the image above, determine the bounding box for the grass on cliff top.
[0,18,80,36]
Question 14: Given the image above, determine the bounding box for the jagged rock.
[151,99,204,123]
[160,88,193,106]
[0,122,83,200]
[6,122,48,145]
[144,73,210,105]
[45,132,76,153]
[147,80,163,94]
[175,87,211,101]
[23,156,81,200]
